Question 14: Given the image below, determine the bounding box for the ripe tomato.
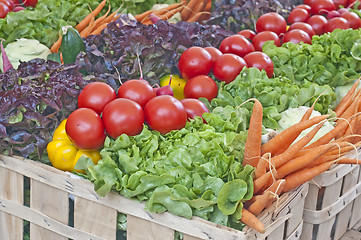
[283,29,312,44]
[287,8,310,24]
[219,34,255,58]
[178,46,213,80]
[65,108,106,150]
[117,79,156,108]
[23,0,38,7]
[294,4,312,13]
[252,31,281,52]
[0,2,10,18]
[307,15,328,35]
[340,11,361,29]
[77,82,116,115]
[310,0,336,15]
[237,29,256,40]
[304,0,317,6]
[102,98,144,139]
[243,52,274,78]
[180,98,209,122]
[144,95,187,134]
[204,46,222,67]
[288,22,316,38]
[0,0,13,10]
[256,12,287,36]
[213,53,247,84]
[333,0,348,8]
[183,75,218,101]
[324,17,350,32]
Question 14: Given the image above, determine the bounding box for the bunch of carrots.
[239,78,361,234]
[134,0,212,25]
[50,0,121,53]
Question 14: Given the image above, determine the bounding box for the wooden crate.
[0,154,307,240]
[301,162,361,240]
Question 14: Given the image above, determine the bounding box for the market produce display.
[4,0,361,238]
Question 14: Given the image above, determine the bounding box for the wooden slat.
[264,223,285,239]
[0,167,23,240]
[340,229,361,240]
[74,196,117,240]
[286,221,303,240]
[30,180,69,240]
[183,234,203,240]
[127,215,174,240]
[349,167,361,228]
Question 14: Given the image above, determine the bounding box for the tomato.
[219,34,255,58]
[255,12,287,36]
[310,0,336,15]
[102,98,144,139]
[294,4,312,13]
[333,0,349,8]
[183,75,218,101]
[252,31,281,52]
[283,29,312,44]
[288,22,316,38]
[340,11,361,29]
[180,98,209,122]
[213,53,247,84]
[326,10,341,18]
[237,29,256,40]
[287,8,310,24]
[12,6,24,12]
[159,74,187,100]
[204,46,222,67]
[307,15,328,35]
[144,95,187,134]
[117,79,156,108]
[0,2,10,18]
[0,0,13,10]
[23,0,38,7]
[65,108,106,150]
[304,0,317,6]
[324,17,350,32]
[77,82,116,115]
[178,46,213,80]
[243,52,274,78]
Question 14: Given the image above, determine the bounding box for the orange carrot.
[335,158,361,164]
[301,90,328,122]
[135,9,153,22]
[80,12,95,38]
[89,22,108,35]
[261,115,330,156]
[180,0,199,21]
[240,209,266,233]
[243,99,263,167]
[247,191,273,215]
[204,0,212,12]
[335,77,360,117]
[255,152,271,179]
[336,96,360,139]
[282,161,334,193]
[187,11,211,23]
[91,3,111,30]
[50,35,62,53]
[153,2,186,16]
[157,5,185,20]
[76,0,107,32]
[308,154,345,167]
[264,179,286,208]
[186,0,205,21]
[254,169,276,194]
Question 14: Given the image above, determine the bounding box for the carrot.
[157,5,185,20]
[180,0,199,21]
[261,115,330,156]
[267,120,326,170]
[276,143,336,179]
[135,9,153,22]
[282,161,334,193]
[153,2,186,16]
[335,77,360,117]
[247,191,273,215]
[186,0,205,22]
[300,90,328,122]
[255,152,271,179]
[307,154,341,168]
[243,99,263,167]
[91,3,111,30]
[335,96,360,139]
[335,158,361,164]
[80,12,95,38]
[240,209,266,233]
[254,169,276,194]
[204,0,212,12]
[264,179,286,208]
[76,0,107,33]
[89,22,108,35]
[187,11,211,23]
[50,35,62,53]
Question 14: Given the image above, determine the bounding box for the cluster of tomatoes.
[64,80,210,150]
[0,0,37,18]
[237,0,361,49]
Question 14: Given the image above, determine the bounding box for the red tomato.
[144,95,187,134]
[219,34,255,58]
[326,10,341,19]
[117,80,156,108]
[255,12,287,36]
[183,75,218,101]
[180,98,210,122]
[237,29,256,40]
[287,8,310,24]
[294,4,312,13]
[0,3,10,18]
[178,46,213,80]
[304,0,317,6]
[213,53,247,84]
[0,0,13,10]
[102,98,144,138]
[204,46,222,67]
[77,82,116,115]
[324,17,350,32]
[310,0,336,15]
[288,22,316,38]
[307,15,328,35]
[65,108,106,150]
[340,11,361,29]
[243,52,274,78]
[252,31,281,52]
[283,29,312,44]
[333,0,349,8]
[23,0,38,7]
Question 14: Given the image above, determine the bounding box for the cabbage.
[334,80,361,105]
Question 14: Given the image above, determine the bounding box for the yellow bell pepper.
[47,119,101,172]
[159,74,187,100]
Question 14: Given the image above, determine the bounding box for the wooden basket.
[0,155,307,240]
[301,161,361,240]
